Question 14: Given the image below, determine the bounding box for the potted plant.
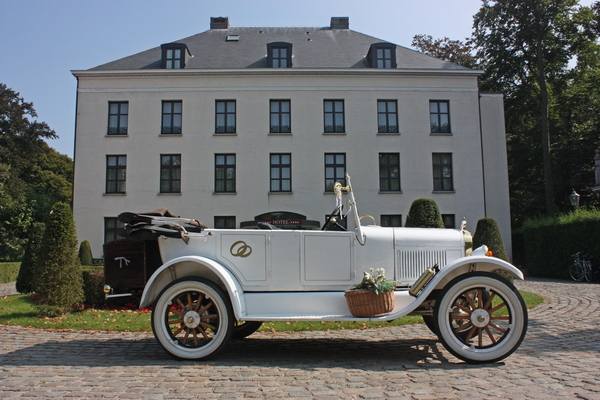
[344,268,397,317]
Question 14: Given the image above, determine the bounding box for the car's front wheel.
[151,278,233,360]
[433,272,527,363]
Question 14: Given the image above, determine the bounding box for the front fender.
[424,255,524,296]
[139,255,246,320]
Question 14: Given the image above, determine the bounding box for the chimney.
[210,17,230,29]
[331,17,349,30]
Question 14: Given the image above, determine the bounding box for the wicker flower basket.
[344,289,395,318]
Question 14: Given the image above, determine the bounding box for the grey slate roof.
[91,24,469,71]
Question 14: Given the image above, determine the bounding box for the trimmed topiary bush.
[35,202,84,317]
[78,240,93,266]
[405,198,445,228]
[82,267,105,308]
[473,217,509,262]
[15,222,45,294]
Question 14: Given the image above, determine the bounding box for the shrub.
[0,262,20,284]
[15,222,45,294]
[82,267,105,308]
[473,218,509,262]
[35,202,84,317]
[78,240,93,266]
[521,208,600,279]
[405,198,445,228]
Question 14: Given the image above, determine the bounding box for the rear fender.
[139,256,246,319]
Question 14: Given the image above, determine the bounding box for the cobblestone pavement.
[1,278,599,399]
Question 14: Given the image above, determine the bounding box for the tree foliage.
[0,83,73,260]
[471,0,600,222]
[35,202,83,317]
[411,34,479,68]
[413,2,600,225]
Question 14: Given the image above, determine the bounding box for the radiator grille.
[397,250,447,281]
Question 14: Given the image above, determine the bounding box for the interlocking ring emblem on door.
[230,241,252,258]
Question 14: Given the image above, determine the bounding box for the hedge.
[519,209,600,279]
[0,262,20,284]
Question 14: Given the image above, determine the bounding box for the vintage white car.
[105,173,527,364]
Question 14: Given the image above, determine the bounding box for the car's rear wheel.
[151,278,233,360]
[232,321,263,339]
[433,272,527,363]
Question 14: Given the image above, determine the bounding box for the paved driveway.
[1,278,599,399]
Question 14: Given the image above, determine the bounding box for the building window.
[106,155,126,194]
[216,100,236,133]
[381,215,402,227]
[267,42,292,68]
[160,154,181,193]
[442,214,456,229]
[430,100,451,133]
[161,101,182,134]
[107,102,128,135]
[368,43,397,68]
[214,216,236,229]
[325,153,346,192]
[270,154,291,192]
[377,100,398,133]
[324,100,345,133]
[379,153,401,192]
[104,217,124,243]
[215,154,236,193]
[433,153,454,192]
[160,43,188,69]
[270,100,291,133]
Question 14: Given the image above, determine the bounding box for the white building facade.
[72,17,512,258]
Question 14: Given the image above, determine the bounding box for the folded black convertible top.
[118,209,207,244]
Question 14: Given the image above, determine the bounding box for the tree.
[15,222,45,293]
[411,34,479,68]
[35,202,83,317]
[0,83,73,260]
[405,198,445,228]
[472,0,590,217]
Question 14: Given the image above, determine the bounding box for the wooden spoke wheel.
[151,278,233,360]
[434,272,527,363]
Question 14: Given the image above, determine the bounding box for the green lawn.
[0,290,543,333]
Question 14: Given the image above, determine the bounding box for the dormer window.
[367,43,397,69]
[161,43,190,69]
[267,42,292,68]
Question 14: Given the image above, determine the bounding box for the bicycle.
[569,252,594,282]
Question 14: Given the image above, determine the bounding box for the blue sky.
[1,0,593,158]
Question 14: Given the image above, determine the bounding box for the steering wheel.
[321,205,347,231]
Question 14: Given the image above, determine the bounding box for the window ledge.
[158,192,182,196]
[268,132,292,136]
[430,132,453,136]
[213,192,237,195]
[432,190,456,194]
[377,132,400,136]
[105,134,128,138]
[103,193,126,196]
[159,133,183,137]
[214,133,237,136]
[269,191,293,195]
[323,132,346,135]
[379,190,402,194]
